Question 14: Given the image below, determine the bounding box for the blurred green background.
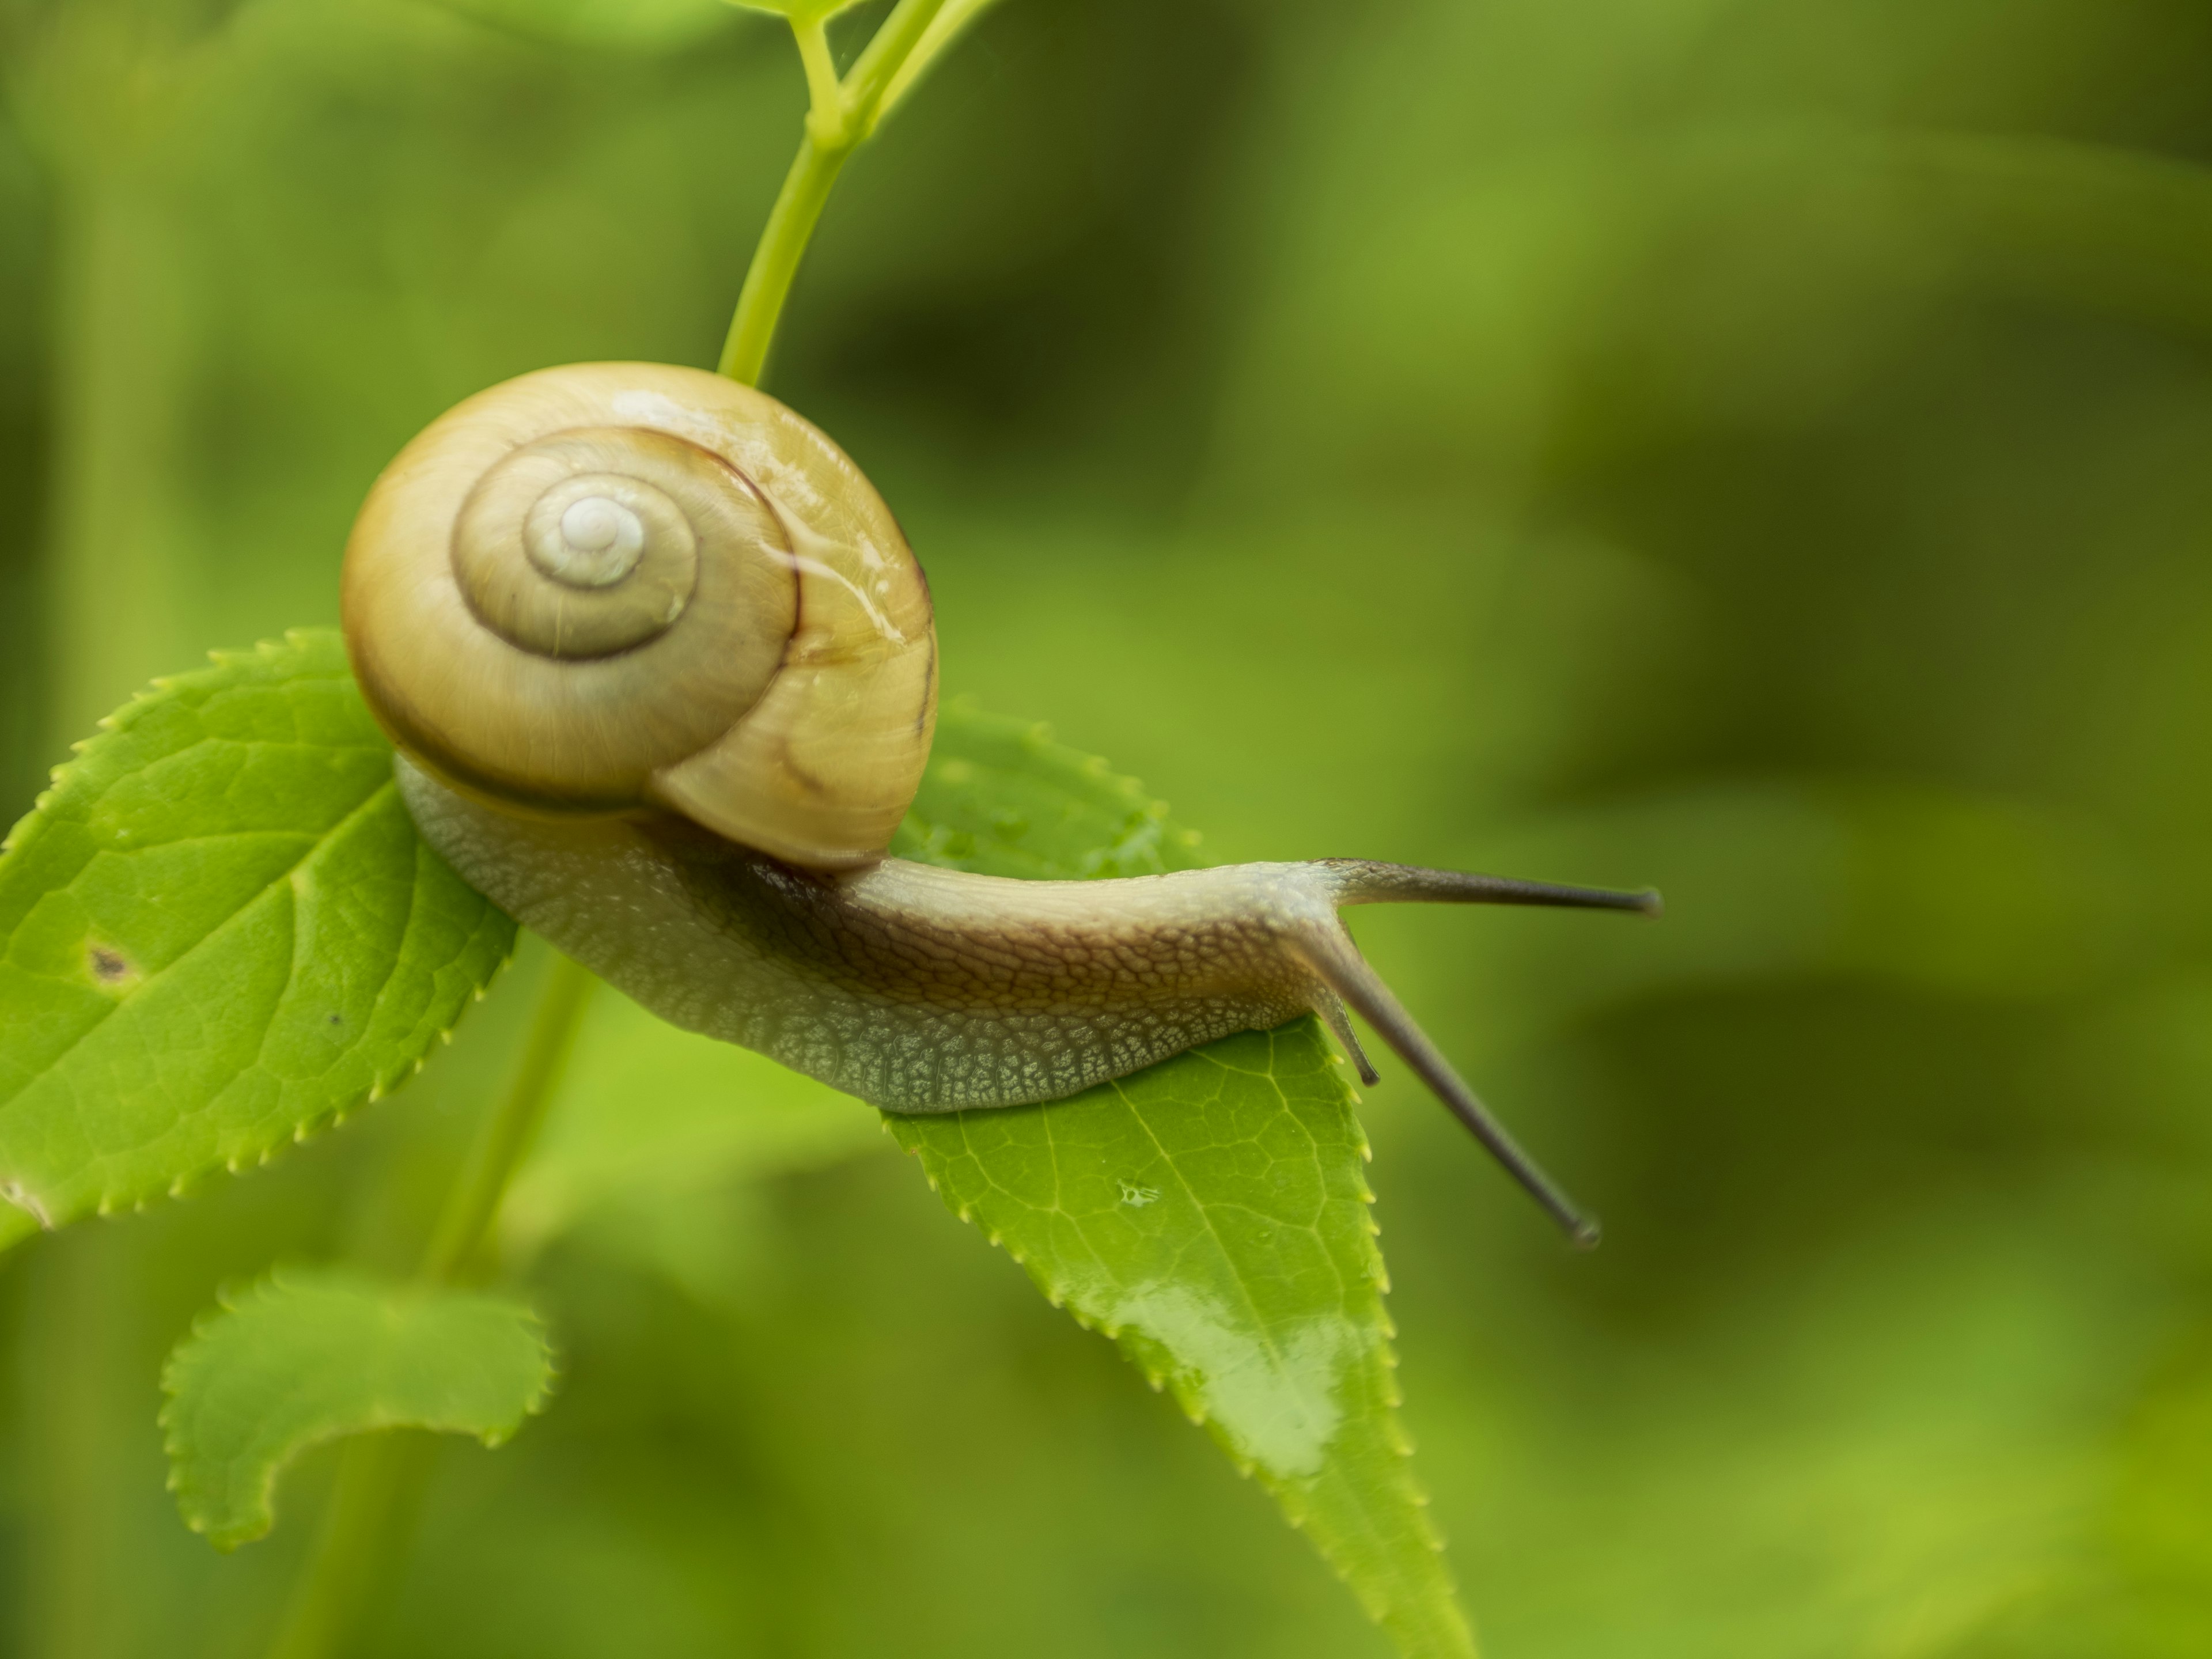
[6,0,2212,1653]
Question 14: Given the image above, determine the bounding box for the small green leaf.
[0,631,516,1245]
[888,710,1476,1659]
[162,1268,555,1550]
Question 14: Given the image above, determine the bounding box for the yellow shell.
[341,362,937,870]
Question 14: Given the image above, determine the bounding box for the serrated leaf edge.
[0,632,514,1234]
[2,632,355,862]
[157,1265,559,1548]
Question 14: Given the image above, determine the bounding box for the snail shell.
[342,361,935,870]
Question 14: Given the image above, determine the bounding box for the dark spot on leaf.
[328,1013,343,1026]
[89,945,132,985]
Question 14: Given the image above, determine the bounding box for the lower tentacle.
[1293,915,1603,1250]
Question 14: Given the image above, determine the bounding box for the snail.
[342,362,1658,1245]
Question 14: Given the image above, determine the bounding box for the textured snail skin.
[402,757,1336,1108]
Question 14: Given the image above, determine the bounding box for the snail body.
[403,760,1333,1109]
[344,362,1655,1243]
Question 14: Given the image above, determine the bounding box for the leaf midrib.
[1106,1035,1339,1423]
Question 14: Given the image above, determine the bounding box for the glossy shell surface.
[343,362,936,869]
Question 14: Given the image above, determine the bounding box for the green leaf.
[887,709,1476,1659]
[888,1028,1471,1658]
[893,700,1203,879]
[161,1268,555,1550]
[0,631,516,1247]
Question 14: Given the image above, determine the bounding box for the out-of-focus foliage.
[3,0,2212,1653]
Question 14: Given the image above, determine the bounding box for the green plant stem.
[262,952,596,1659]
[262,1435,440,1659]
[840,0,952,132]
[791,15,841,115]
[420,951,597,1285]
[717,133,849,388]
[716,0,950,387]
[878,0,1002,121]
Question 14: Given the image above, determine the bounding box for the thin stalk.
[717,134,849,388]
[839,0,952,134]
[421,952,597,1284]
[791,16,842,119]
[262,952,596,1659]
[716,0,951,387]
[262,1437,439,1659]
[878,0,1002,122]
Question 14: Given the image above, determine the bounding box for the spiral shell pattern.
[342,363,937,870]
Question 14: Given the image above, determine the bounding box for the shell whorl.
[342,362,937,870]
